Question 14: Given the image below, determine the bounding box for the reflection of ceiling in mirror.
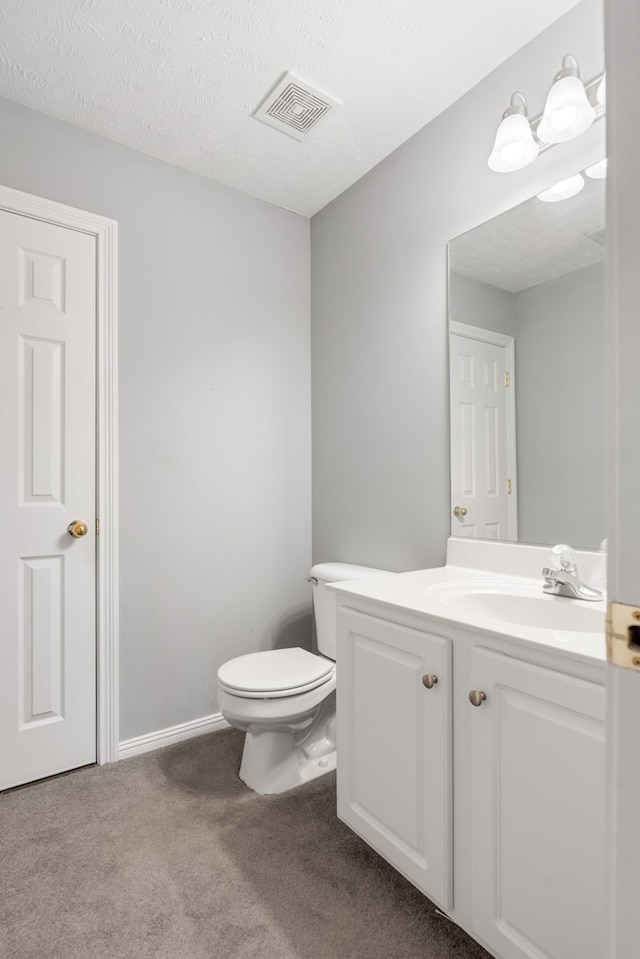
[449,174,605,293]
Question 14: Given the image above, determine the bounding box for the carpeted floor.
[0,728,491,959]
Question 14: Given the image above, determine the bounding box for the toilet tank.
[310,563,391,661]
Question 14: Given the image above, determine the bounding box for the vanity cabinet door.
[336,607,452,909]
[468,647,605,959]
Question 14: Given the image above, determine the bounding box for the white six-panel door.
[449,324,516,541]
[0,210,96,791]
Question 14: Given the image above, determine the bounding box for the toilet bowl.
[217,563,389,795]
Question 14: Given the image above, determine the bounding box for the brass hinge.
[505,371,510,387]
[96,519,100,536]
[507,479,512,495]
[607,601,640,671]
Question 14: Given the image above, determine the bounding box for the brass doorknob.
[469,690,487,707]
[67,520,89,538]
[422,674,438,689]
[453,506,468,517]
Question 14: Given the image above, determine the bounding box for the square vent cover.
[253,72,340,141]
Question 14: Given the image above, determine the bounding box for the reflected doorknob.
[453,506,468,517]
[67,520,89,538]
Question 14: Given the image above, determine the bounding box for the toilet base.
[239,729,336,794]
[238,696,336,795]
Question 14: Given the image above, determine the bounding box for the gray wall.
[515,262,606,548]
[311,0,605,571]
[449,273,515,337]
[0,97,311,741]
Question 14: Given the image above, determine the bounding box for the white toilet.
[217,562,389,794]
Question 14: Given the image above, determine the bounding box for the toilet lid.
[217,647,334,697]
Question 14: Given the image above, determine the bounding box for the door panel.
[0,210,96,790]
[20,336,65,503]
[20,555,64,725]
[469,647,605,959]
[337,607,453,909]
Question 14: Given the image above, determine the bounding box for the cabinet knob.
[469,690,487,707]
[422,674,438,689]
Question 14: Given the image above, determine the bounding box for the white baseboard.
[118,712,230,761]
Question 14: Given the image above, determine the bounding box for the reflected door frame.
[0,184,120,766]
[449,322,517,541]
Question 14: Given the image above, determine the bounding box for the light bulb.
[550,104,578,131]
[585,158,607,179]
[537,56,595,144]
[537,173,585,203]
[501,142,525,163]
[488,94,539,173]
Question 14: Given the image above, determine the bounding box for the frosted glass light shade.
[488,113,539,172]
[585,158,607,179]
[537,173,585,203]
[596,74,606,106]
[538,75,595,143]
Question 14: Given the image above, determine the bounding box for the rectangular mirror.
[448,163,606,550]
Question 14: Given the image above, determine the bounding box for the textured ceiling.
[449,169,606,292]
[0,0,581,216]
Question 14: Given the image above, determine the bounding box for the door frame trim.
[0,184,119,765]
[449,321,518,540]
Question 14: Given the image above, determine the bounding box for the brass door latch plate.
[607,602,640,671]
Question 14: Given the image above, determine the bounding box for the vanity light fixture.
[488,57,605,173]
[585,158,607,179]
[537,54,595,143]
[487,92,539,172]
[536,172,585,203]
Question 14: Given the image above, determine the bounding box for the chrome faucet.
[542,544,604,602]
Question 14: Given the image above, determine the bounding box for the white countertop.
[328,543,607,666]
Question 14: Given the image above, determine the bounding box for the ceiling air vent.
[253,72,340,141]
[587,227,607,246]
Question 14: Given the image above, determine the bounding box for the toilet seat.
[217,647,334,699]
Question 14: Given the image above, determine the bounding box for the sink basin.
[426,581,605,633]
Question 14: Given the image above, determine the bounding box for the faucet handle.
[549,544,578,574]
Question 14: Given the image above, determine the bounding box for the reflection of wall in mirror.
[449,264,605,549]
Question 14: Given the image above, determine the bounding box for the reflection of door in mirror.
[447,165,606,549]
[449,323,517,541]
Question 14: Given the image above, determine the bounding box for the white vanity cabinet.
[468,646,605,959]
[336,607,453,909]
[334,593,606,959]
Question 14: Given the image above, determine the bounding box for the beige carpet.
[0,728,490,959]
